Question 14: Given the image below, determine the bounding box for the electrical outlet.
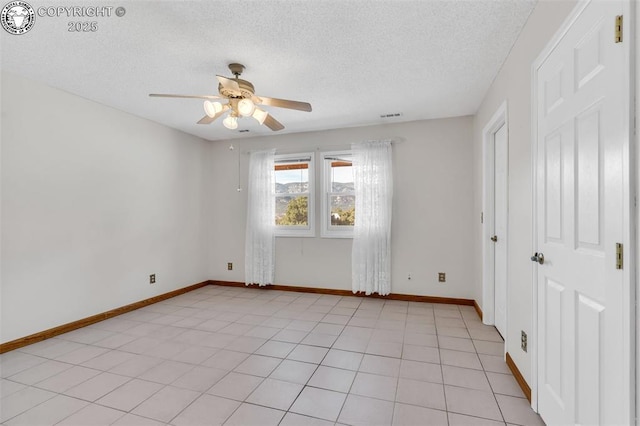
[149,274,156,284]
[227,262,233,271]
[521,330,528,352]
[438,272,446,282]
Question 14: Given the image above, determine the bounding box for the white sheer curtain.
[245,149,276,286]
[351,140,394,295]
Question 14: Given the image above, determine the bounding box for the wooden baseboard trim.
[1,279,476,354]
[0,281,209,354]
[506,352,531,402]
[473,300,483,321]
[208,280,475,306]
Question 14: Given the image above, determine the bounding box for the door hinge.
[616,243,623,269]
[615,15,623,43]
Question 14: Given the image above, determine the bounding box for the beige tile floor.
[0,285,545,425]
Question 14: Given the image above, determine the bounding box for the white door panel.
[535,1,630,424]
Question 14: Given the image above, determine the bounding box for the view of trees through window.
[274,154,354,233]
[275,162,309,226]
[277,195,308,225]
[329,160,355,226]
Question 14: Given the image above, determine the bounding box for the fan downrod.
[228,63,245,78]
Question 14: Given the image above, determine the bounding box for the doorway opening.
[482,102,509,342]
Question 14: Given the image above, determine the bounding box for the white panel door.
[535,1,630,425]
[493,123,508,338]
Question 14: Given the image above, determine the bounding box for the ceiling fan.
[149,63,312,131]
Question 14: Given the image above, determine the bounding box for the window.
[322,151,354,238]
[274,153,314,237]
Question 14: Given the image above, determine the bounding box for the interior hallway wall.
[472,0,578,385]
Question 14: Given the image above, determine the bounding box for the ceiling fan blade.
[197,110,225,124]
[149,93,222,100]
[263,114,285,131]
[216,76,241,92]
[254,96,312,112]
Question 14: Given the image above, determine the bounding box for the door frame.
[635,0,639,421]
[482,100,509,347]
[530,0,635,415]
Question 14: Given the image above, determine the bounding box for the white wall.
[472,0,577,384]
[1,72,210,343]
[208,116,475,298]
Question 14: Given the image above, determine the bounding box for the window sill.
[275,227,316,238]
[320,232,354,239]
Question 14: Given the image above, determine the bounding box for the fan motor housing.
[219,78,255,99]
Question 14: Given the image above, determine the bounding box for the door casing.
[482,100,509,353]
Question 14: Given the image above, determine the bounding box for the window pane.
[330,195,355,226]
[331,164,353,192]
[275,167,309,194]
[276,195,308,226]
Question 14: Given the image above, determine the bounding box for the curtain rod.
[239,138,403,155]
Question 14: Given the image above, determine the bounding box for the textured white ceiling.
[1,0,536,141]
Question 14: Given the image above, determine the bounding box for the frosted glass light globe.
[204,101,223,118]
[223,115,238,130]
[237,98,256,117]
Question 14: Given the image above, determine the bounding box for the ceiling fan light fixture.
[223,114,238,130]
[203,100,223,117]
[151,63,311,132]
[237,98,256,117]
[252,107,268,125]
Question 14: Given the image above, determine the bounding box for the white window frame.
[321,150,354,238]
[274,152,315,237]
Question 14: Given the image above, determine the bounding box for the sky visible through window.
[331,165,352,184]
[275,169,308,184]
[274,166,353,184]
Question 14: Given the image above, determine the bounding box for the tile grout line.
[438,306,452,426]
[318,293,362,424]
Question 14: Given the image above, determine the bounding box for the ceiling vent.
[379,113,403,119]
